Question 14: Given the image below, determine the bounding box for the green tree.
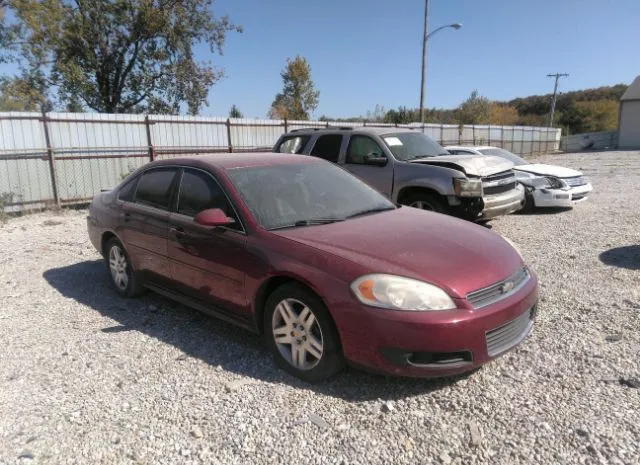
[455,90,491,124]
[269,55,319,120]
[228,104,243,118]
[0,75,47,111]
[5,0,241,114]
[488,103,519,125]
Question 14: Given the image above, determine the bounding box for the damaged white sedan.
[445,146,592,209]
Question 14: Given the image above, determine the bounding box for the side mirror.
[194,208,235,227]
[364,153,388,166]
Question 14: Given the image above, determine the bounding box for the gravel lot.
[1,150,639,465]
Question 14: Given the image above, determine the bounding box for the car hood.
[409,155,514,177]
[515,163,583,178]
[273,207,523,298]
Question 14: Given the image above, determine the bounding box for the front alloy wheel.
[272,298,324,370]
[264,284,344,382]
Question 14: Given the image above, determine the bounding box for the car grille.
[484,182,516,195]
[482,170,516,196]
[485,305,536,357]
[563,176,587,187]
[466,267,530,309]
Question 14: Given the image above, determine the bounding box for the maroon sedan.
[87,153,539,382]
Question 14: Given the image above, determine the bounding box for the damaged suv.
[273,127,524,221]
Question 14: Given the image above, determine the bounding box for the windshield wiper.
[268,218,344,231]
[346,207,395,219]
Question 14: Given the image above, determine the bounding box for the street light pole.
[418,0,461,126]
[419,0,430,127]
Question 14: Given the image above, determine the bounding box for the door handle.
[121,211,131,222]
[169,226,186,236]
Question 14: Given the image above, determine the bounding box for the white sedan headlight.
[351,274,456,311]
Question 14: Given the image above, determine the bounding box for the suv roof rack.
[289,126,354,133]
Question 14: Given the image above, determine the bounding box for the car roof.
[287,126,418,136]
[147,152,318,170]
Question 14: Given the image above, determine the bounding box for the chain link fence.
[0,111,561,212]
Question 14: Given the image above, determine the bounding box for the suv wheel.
[264,283,345,382]
[402,192,446,214]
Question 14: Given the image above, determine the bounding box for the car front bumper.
[335,271,539,378]
[479,184,525,220]
[532,183,593,207]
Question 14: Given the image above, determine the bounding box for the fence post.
[530,128,534,155]
[458,125,462,145]
[440,124,444,145]
[488,125,491,146]
[472,125,476,145]
[41,110,61,208]
[500,126,504,149]
[326,121,329,128]
[226,118,233,153]
[284,117,288,133]
[145,115,155,161]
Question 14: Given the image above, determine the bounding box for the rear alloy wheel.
[264,284,344,382]
[402,192,446,214]
[105,238,144,298]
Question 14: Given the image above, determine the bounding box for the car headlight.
[519,175,566,190]
[502,236,523,260]
[453,178,483,197]
[565,176,587,187]
[351,274,456,311]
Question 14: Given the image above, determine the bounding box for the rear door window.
[134,168,178,210]
[276,136,310,154]
[310,134,342,163]
[118,177,138,202]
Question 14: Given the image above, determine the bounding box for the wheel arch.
[396,185,446,205]
[253,274,336,337]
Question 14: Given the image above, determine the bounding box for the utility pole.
[547,73,569,127]
[419,0,430,127]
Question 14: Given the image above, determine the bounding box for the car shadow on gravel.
[599,245,640,270]
[43,260,467,401]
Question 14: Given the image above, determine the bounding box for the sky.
[205,0,640,118]
[2,0,639,118]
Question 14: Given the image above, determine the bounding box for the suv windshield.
[227,162,395,230]
[478,148,528,166]
[382,132,448,161]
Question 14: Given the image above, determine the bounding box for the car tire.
[402,192,447,214]
[523,190,535,210]
[264,283,345,383]
[104,237,144,298]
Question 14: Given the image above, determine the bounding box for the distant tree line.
[320,85,626,135]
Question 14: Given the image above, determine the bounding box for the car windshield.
[381,132,449,161]
[478,148,528,166]
[226,162,395,230]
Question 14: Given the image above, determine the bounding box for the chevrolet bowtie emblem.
[501,281,515,294]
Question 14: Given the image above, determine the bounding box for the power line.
[547,73,569,127]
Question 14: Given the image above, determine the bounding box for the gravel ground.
[1,150,639,465]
